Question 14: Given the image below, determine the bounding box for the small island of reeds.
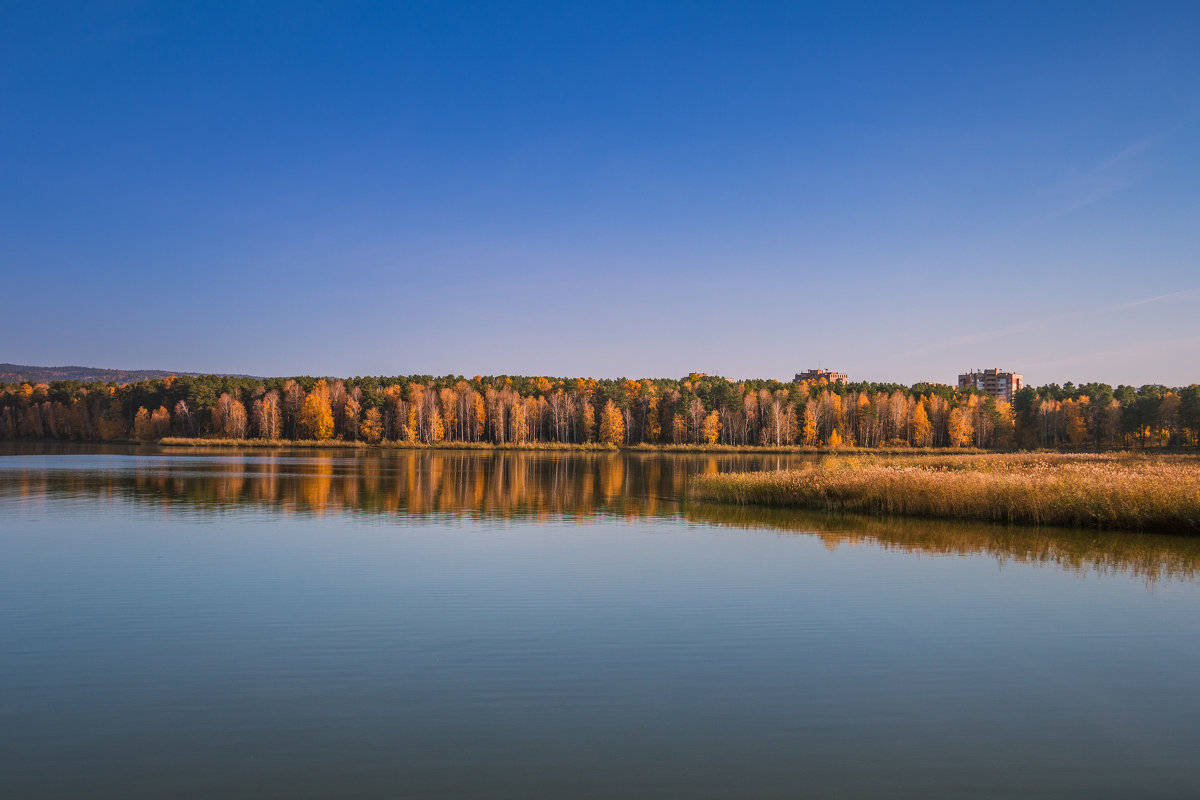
[690,453,1200,534]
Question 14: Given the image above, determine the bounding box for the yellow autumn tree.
[510,401,528,443]
[343,396,361,441]
[671,413,687,444]
[298,393,334,440]
[133,407,154,441]
[644,396,662,443]
[827,428,843,448]
[150,406,172,439]
[855,394,872,446]
[947,407,974,448]
[211,393,247,439]
[701,410,720,444]
[598,400,624,445]
[227,400,247,439]
[403,405,418,442]
[472,393,486,441]
[802,403,817,446]
[438,388,457,440]
[581,400,596,442]
[993,401,1015,448]
[361,407,383,443]
[910,402,932,447]
[429,409,445,443]
[252,391,282,439]
[1064,399,1088,446]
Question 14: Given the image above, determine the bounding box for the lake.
[3,444,1199,798]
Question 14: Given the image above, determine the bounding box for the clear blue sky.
[3,2,1198,386]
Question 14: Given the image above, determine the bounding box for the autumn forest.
[2,373,1198,450]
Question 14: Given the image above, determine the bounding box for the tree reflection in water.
[4,445,1198,584]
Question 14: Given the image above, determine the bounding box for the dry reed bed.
[691,454,1200,533]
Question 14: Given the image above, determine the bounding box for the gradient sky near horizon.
[2,2,1198,386]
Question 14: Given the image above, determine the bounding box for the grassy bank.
[690,454,1200,533]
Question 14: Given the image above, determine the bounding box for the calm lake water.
[3,444,1200,799]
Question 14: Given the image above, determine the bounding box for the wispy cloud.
[1042,124,1184,218]
[1021,334,1200,372]
[1088,131,1170,175]
[897,320,1045,358]
[1105,287,1200,311]
[891,287,1200,359]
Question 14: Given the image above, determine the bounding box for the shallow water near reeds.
[3,444,1200,799]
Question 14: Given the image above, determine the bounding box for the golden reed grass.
[690,453,1200,533]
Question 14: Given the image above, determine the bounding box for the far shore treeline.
[1,373,1198,450]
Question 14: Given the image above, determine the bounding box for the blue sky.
[2,2,1198,386]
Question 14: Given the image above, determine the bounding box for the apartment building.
[795,368,849,385]
[957,369,1023,403]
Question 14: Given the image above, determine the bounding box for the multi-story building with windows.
[795,368,849,385]
[958,369,1023,403]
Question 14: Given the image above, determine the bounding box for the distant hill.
[0,363,259,385]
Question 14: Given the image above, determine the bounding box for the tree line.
[1,373,1198,450]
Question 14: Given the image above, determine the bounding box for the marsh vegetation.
[690,453,1200,533]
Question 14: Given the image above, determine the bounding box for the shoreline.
[155,437,994,455]
[6,436,1194,456]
